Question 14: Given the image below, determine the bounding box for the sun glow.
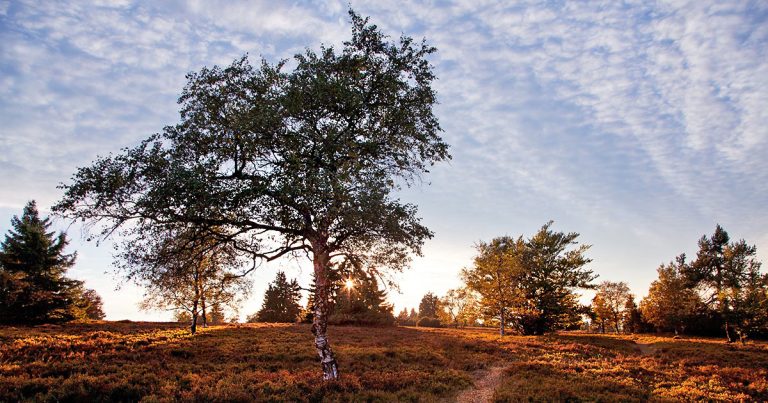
[345,278,354,290]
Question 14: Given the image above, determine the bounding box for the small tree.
[462,236,523,336]
[418,292,440,320]
[441,287,480,327]
[621,294,643,334]
[640,255,701,335]
[75,288,106,320]
[592,281,631,333]
[330,267,394,326]
[254,271,302,323]
[127,226,250,334]
[0,201,82,324]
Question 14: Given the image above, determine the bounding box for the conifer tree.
[0,201,82,324]
[329,268,394,326]
[254,272,302,323]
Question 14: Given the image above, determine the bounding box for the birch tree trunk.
[311,241,339,380]
[190,299,198,335]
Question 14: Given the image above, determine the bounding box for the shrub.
[417,317,441,328]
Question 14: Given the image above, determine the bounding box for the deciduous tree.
[592,281,631,333]
[640,255,701,335]
[461,236,523,336]
[54,10,447,379]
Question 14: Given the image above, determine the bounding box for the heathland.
[1,322,766,402]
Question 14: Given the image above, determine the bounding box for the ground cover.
[0,322,765,402]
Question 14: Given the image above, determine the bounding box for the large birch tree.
[53,10,448,380]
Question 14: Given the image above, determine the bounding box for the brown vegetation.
[1,322,766,401]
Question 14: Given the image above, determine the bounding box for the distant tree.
[127,226,250,334]
[0,201,82,324]
[592,281,631,333]
[418,292,440,320]
[441,287,480,327]
[54,10,448,380]
[684,225,762,342]
[640,255,701,335]
[462,236,523,336]
[463,223,594,336]
[514,222,595,335]
[254,272,302,323]
[75,288,106,320]
[329,266,394,326]
[408,308,418,324]
[621,294,643,334]
[591,293,610,333]
[734,264,768,340]
[396,308,411,325]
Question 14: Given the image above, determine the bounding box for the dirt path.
[454,364,507,403]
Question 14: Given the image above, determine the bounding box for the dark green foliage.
[0,201,82,324]
[329,268,394,326]
[416,317,441,328]
[53,10,449,378]
[514,222,595,335]
[682,225,765,341]
[251,272,302,323]
[463,222,594,336]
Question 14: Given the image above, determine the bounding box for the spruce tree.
[254,272,302,323]
[0,201,81,324]
[330,269,394,326]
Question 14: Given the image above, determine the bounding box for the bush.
[417,317,441,328]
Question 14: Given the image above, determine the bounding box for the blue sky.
[1,0,767,320]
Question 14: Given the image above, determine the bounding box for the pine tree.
[254,272,302,323]
[0,201,82,324]
[329,269,394,326]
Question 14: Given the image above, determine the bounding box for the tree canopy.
[53,10,447,379]
[464,222,594,335]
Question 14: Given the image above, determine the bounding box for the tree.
[128,226,250,334]
[591,281,631,333]
[640,255,701,335]
[418,292,440,319]
[684,225,762,341]
[329,266,394,326]
[75,288,106,320]
[0,201,82,324]
[463,224,594,336]
[591,293,610,333]
[441,287,480,328]
[254,271,302,323]
[54,10,447,380]
[514,222,595,335]
[461,236,523,336]
[621,294,643,334]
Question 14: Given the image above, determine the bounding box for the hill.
[0,322,766,401]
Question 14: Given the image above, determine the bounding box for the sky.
[1,0,767,321]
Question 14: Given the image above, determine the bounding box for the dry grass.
[0,323,766,402]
